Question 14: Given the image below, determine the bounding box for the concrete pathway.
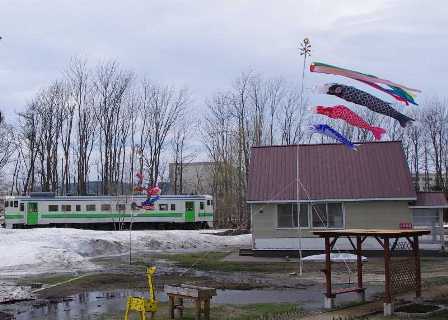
[297,284,448,319]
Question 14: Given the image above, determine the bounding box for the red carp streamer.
[315,105,386,140]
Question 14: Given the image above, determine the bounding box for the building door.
[27,202,38,225]
[185,202,195,222]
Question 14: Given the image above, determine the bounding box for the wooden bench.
[164,284,217,320]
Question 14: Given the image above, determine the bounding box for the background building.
[169,162,214,195]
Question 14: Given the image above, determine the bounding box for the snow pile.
[0,282,33,302]
[302,253,367,262]
[0,228,251,276]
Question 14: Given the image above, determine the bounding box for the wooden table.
[164,284,217,320]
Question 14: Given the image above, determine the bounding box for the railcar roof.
[6,194,212,201]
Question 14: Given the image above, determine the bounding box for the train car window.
[200,202,204,210]
[86,204,96,211]
[159,204,168,211]
[76,205,81,212]
[116,204,126,211]
[170,204,176,211]
[10,201,13,207]
[20,203,24,211]
[101,204,111,211]
[4,201,8,208]
[131,202,138,210]
[48,205,59,212]
[207,200,211,206]
[61,205,71,212]
[14,201,18,207]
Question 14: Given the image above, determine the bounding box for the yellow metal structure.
[124,266,158,320]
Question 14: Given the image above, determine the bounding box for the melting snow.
[302,253,367,262]
[0,228,251,276]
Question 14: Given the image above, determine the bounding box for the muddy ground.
[2,251,448,319]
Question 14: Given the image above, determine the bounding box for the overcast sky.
[1,0,447,120]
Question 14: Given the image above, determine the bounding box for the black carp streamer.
[319,83,414,127]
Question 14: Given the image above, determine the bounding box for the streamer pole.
[297,38,311,276]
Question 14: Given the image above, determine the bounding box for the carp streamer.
[318,83,414,128]
[309,124,358,151]
[315,105,386,140]
[310,62,420,105]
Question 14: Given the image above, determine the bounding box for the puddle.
[1,285,383,320]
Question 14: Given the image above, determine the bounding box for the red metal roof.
[413,192,448,208]
[247,141,416,202]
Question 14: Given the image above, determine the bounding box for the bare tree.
[66,58,96,195]
[93,61,133,194]
[139,81,188,186]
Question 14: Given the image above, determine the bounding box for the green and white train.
[3,193,214,229]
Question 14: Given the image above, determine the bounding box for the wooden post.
[439,208,445,251]
[384,237,391,303]
[356,236,366,301]
[169,295,175,319]
[356,236,363,290]
[204,299,210,320]
[414,235,421,299]
[195,299,202,320]
[323,236,334,309]
[383,237,393,316]
[325,236,332,298]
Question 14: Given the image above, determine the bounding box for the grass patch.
[424,275,448,286]
[156,252,299,273]
[17,274,75,286]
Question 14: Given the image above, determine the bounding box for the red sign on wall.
[399,222,413,229]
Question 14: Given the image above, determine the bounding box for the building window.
[86,204,96,211]
[277,204,296,228]
[277,204,309,228]
[200,202,205,210]
[20,203,24,211]
[76,205,81,212]
[413,209,439,226]
[299,204,309,228]
[159,204,168,211]
[101,204,111,211]
[312,204,327,228]
[328,203,343,228]
[48,205,59,212]
[312,203,343,228]
[171,204,176,211]
[61,205,71,212]
[116,204,126,211]
[13,201,18,208]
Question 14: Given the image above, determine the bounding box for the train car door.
[26,202,38,225]
[185,201,195,222]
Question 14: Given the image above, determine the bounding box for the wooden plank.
[329,236,339,250]
[164,284,217,299]
[165,285,201,298]
[331,287,365,295]
[313,229,430,237]
[347,236,356,251]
